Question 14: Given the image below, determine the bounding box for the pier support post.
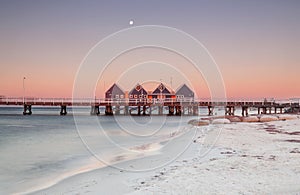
[124,106,129,115]
[90,105,100,115]
[168,106,174,115]
[268,107,272,114]
[137,106,141,115]
[193,106,198,116]
[258,107,260,115]
[225,106,235,116]
[259,107,267,114]
[263,107,267,114]
[291,106,295,113]
[23,104,32,115]
[225,106,230,115]
[115,106,120,115]
[158,106,163,115]
[188,106,193,115]
[280,107,283,114]
[143,105,146,115]
[105,105,113,115]
[208,106,214,116]
[60,105,67,115]
[149,106,152,115]
[175,105,182,116]
[242,106,248,117]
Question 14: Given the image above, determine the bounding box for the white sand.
[36,117,300,194]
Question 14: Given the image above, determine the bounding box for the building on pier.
[105,83,125,100]
[148,83,175,100]
[129,84,148,100]
[175,84,194,101]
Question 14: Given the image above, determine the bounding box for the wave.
[16,138,171,194]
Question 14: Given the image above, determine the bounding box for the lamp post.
[23,77,26,104]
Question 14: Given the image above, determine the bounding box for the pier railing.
[1,97,299,115]
[0,97,298,107]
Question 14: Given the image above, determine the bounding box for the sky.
[0,0,299,99]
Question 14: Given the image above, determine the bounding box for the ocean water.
[0,105,260,194]
[0,106,199,194]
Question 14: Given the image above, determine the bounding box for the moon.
[129,20,134,26]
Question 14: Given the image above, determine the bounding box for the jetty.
[0,97,299,116]
[1,83,299,116]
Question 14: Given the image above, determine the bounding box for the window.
[134,95,137,98]
[144,95,147,98]
[130,95,133,98]
[139,95,142,98]
[135,85,141,91]
[120,95,124,98]
[115,95,119,98]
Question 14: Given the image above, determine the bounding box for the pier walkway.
[0,97,299,116]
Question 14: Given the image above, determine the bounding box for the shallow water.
[0,106,197,194]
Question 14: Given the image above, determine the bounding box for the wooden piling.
[208,106,214,116]
[158,106,163,115]
[105,105,113,115]
[90,105,100,115]
[193,105,198,116]
[115,105,120,115]
[124,106,129,115]
[60,105,67,115]
[168,106,174,115]
[242,106,248,117]
[175,105,182,115]
[23,104,32,115]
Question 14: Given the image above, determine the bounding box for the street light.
[23,77,26,104]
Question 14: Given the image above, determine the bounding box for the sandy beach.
[1,1,299,194]
[35,115,300,195]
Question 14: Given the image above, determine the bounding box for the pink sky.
[0,1,299,100]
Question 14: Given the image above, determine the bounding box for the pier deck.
[0,97,298,116]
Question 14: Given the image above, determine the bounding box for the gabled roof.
[176,84,194,96]
[129,84,148,95]
[152,83,171,94]
[105,83,125,95]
